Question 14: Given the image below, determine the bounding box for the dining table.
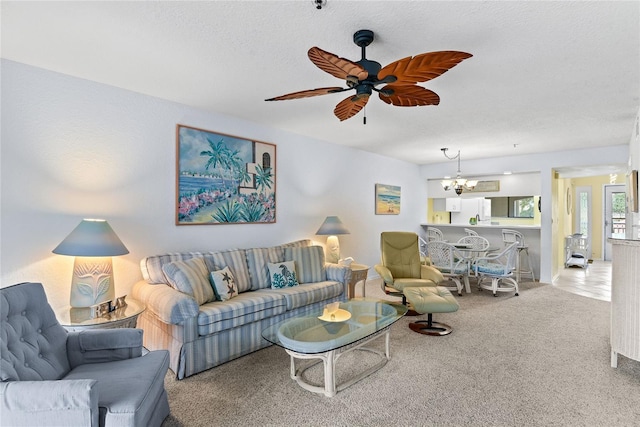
[452,243,501,279]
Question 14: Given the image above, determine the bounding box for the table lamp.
[315,216,350,264]
[53,219,129,308]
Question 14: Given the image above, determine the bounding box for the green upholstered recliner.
[375,231,445,306]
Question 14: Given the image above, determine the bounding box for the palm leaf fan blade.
[378,51,472,85]
[308,47,368,81]
[334,95,369,121]
[379,85,440,106]
[265,87,346,101]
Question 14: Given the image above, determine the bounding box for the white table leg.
[384,330,390,359]
[289,355,296,379]
[324,350,336,397]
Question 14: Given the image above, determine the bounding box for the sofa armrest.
[325,263,351,284]
[67,329,143,369]
[0,379,99,426]
[421,264,445,284]
[132,280,199,325]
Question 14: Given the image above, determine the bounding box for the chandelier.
[440,148,478,195]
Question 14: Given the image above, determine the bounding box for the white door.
[604,184,626,261]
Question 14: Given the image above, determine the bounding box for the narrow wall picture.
[176,124,276,225]
[375,183,401,215]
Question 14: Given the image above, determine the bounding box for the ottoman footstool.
[403,286,459,336]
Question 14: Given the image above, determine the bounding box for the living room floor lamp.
[315,216,350,264]
[53,219,129,307]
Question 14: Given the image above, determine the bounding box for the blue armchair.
[0,282,170,426]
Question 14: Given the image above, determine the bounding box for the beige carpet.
[161,281,640,426]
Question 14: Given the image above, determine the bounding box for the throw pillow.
[210,266,239,301]
[162,257,214,305]
[204,249,251,293]
[268,261,299,289]
[246,246,285,290]
[284,246,326,284]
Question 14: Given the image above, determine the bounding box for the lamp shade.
[315,216,350,236]
[53,219,129,257]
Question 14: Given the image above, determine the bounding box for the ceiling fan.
[265,29,472,121]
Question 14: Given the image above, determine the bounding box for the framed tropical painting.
[176,124,276,225]
[375,183,401,215]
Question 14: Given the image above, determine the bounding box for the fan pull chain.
[363,106,367,125]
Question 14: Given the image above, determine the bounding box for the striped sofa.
[131,239,351,379]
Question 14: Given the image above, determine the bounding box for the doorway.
[603,184,626,261]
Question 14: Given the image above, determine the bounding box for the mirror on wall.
[431,196,540,219]
[487,196,537,218]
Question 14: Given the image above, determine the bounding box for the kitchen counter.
[421,223,540,280]
[421,223,540,229]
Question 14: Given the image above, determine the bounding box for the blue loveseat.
[131,239,351,379]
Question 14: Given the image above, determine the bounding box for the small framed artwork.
[375,183,401,215]
[629,170,638,213]
[176,124,276,225]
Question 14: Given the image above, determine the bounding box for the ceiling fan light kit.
[440,148,477,195]
[266,30,472,121]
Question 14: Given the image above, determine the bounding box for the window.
[262,152,271,169]
[612,192,626,238]
[509,196,534,218]
[578,190,589,235]
[574,186,592,238]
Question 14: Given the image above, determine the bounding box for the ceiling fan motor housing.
[353,29,374,47]
[353,29,384,93]
[357,59,382,77]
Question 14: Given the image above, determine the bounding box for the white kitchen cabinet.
[445,198,461,212]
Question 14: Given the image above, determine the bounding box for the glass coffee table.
[262,298,407,397]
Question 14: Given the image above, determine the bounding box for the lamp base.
[325,235,340,264]
[70,256,115,308]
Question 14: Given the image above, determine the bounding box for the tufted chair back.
[379,231,422,279]
[1,282,70,381]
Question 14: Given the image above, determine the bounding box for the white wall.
[0,60,425,310]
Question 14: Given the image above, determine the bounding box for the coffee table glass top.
[262,298,407,354]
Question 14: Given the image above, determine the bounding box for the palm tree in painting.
[235,167,252,187]
[211,199,242,223]
[255,165,273,194]
[224,149,243,188]
[201,139,249,192]
[200,138,228,181]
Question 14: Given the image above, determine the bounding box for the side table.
[347,263,369,299]
[56,298,146,332]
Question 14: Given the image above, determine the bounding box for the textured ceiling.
[2,1,639,165]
